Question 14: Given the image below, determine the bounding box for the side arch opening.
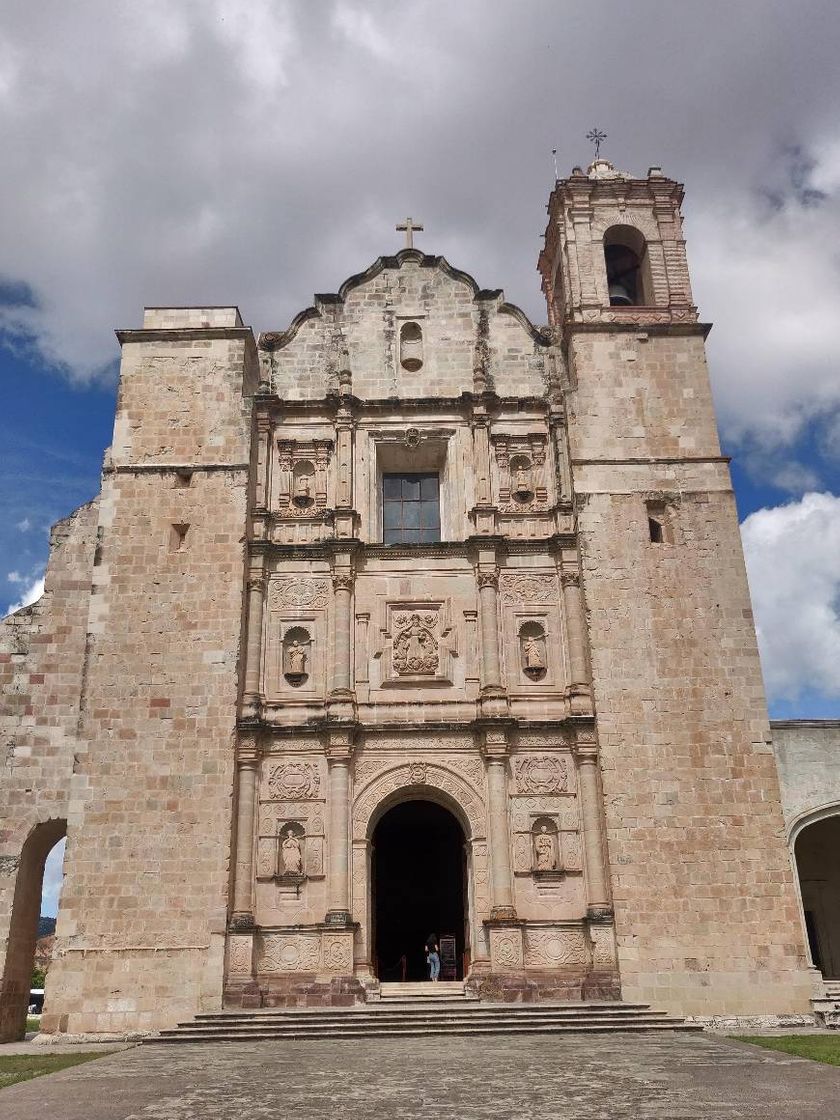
[794,810,840,977]
[0,819,66,1041]
[603,224,653,307]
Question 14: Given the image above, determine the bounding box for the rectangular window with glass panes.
[382,473,441,543]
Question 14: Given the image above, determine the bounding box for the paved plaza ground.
[3,1032,840,1119]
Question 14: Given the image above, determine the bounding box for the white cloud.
[16,517,32,532]
[741,492,840,703]
[41,838,66,920]
[7,570,23,584]
[4,574,45,617]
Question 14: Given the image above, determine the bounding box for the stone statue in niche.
[281,828,303,874]
[520,624,547,681]
[286,641,307,676]
[283,629,311,687]
[293,468,314,507]
[534,825,557,872]
[393,612,438,675]
[511,457,534,503]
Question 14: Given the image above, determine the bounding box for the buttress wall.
[40,309,259,1035]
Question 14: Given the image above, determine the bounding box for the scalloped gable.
[260,249,550,402]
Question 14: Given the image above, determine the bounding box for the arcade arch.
[0,818,66,1041]
[792,806,840,977]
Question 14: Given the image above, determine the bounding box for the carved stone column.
[483,731,516,920]
[576,735,611,917]
[231,735,260,927]
[325,731,354,925]
[329,567,354,698]
[470,407,495,534]
[241,558,266,721]
[561,570,592,715]
[477,555,510,712]
[254,412,273,514]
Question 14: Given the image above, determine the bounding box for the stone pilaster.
[482,729,516,920]
[240,558,266,721]
[470,404,496,534]
[231,733,260,928]
[476,553,507,718]
[574,729,611,918]
[325,729,354,926]
[560,569,593,715]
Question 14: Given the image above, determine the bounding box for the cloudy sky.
[3,0,840,797]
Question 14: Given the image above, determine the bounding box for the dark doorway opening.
[372,799,466,981]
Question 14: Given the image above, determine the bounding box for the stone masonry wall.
[41,320,257,1035]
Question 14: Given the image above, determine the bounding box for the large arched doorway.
[0,819,66,1041]
[372,799,466,981]
[795,813,840,977]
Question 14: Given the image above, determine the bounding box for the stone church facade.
[0,159,818,1038]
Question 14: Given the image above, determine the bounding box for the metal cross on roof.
[396,216,424,249]
[586,127,607,160]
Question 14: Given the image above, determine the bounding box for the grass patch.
[0,1051,107,1090]
[735,1034,840,1066]
[26,1018,40,1032]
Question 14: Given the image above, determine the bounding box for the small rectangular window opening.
[169,523,189,552]
[382,472,441,544]
[645,500,669,544]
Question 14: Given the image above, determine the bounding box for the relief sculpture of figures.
[534,826,557,872]
[281,828,303,874]
[285,640,307,676]
[393,612,438,675]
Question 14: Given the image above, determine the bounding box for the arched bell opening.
[793,810,840,977]
[0,819,66,1042]
[603,225,653,307]
[370,798,467,982]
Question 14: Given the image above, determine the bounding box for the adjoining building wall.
[772,721,840,834]
[0,501,98,1039]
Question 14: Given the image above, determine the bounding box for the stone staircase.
[151,984,700,1043]
[813,979,840,1028]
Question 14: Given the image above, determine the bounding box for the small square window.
[382,472,440,544]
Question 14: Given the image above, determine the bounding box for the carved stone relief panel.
[227,934,254,977]
[561,831,583,873]
[489,926,524,969]
[590,923,617,969]
[258,933,321,973]
[524,926,591,969]
[264,759,322,800]
[499,572,559,606]
[499,574,565,691]
[375,600,457,685]
[322,930,354,973]
[514,755,570,795]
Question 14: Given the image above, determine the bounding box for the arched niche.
[291,460,315,507]
[283,626,311,687]
[0,818,67,1042]
[399,321,423,372]
[519,620,547,682]
[532,815,560,873]
[603,224,653,307]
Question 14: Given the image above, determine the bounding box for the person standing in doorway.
[425,934,440,982]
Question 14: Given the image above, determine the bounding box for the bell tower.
[538,159,813,1016]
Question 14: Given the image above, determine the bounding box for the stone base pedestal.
[224,974,366,1008]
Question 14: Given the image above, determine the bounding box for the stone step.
[153,1020,700,1044]
[152,1002,699,1043]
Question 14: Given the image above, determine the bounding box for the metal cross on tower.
[396,217,424,249]
[586,127,607,160]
